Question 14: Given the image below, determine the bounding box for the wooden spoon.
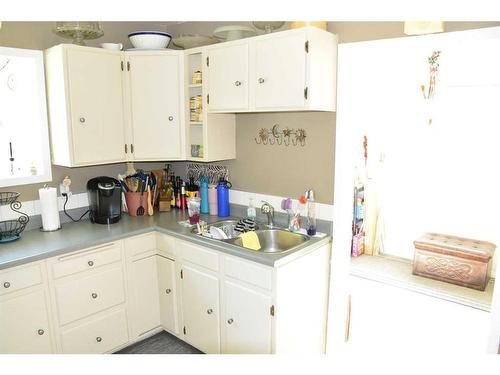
[147,185,153,216]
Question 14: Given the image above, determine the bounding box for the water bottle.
[200,177,209,214]
[217,178,232,217]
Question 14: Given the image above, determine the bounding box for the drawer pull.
[165,288,171,294]
[96,336,102,343]
[258,78,265,84]
[37,329,45,335]
[168,116,174,121]
[91,293,98,299]
[207,308,213,315]
[235,80,242,86]
[227,318,234,324]
[79,117,86,123]
[3,281,10,288]
[88,260,94,267]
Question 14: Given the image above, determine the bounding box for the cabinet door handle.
[96,337,102,342]
[130,144,134,153]
[165,288,171,294]
[37,329,45,336]
[79,117,86,123]
[91,292,98,299]
[88,260,94,267]
[125,144,128,154]
[258,78,265,84]
[168,116,174,121]
[3,281,10,288]
[234,80,242,86]
[207,308,213,315]
[227,318,234,324]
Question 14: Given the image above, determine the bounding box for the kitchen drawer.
[223,256,273,291]
[60,308,129,353]
[54,266,125,325]
[177,240,219,271]
[0,263,43,296]
[156,232,176,259]
[124,233,157,259]
[51,242,122,279]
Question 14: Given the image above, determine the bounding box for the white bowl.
[128,31,172,49]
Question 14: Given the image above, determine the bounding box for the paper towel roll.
[39,187,60,231]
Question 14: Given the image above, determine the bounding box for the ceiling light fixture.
[404,21,444,35]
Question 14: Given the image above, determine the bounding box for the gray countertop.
[0,209,331,270]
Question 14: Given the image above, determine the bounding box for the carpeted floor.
[116,331,203,354]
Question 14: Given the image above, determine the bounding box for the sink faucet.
[261,201,275,228]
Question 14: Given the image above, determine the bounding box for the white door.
[129,255,161,338]
[127,53,182,160]
[0,289,53,353]
[66,48,126,165]
[157,255,178,334]
[254,32,307,110]
[222,280,272,354]
[180,264,220,353]
[208,43,249,111]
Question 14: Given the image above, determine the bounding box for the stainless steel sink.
[229,229,310,253]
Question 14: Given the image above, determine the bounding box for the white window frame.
[0,47,52,188]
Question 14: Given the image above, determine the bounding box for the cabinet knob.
[91,292,98,299]
[168,116,174,121]
[227,318,234,324]
[234,80,242,86]
[3,281,10,288]
[88,260,94,267]
[258,78,265,84]
[79,117,86,123]
[165,288,172,294]
[207,308,213,315]
[37,329,45,336]
[96,337,102,343]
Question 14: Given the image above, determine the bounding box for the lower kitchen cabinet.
[0,288,54,354]
[128,254,161,338]
[180,263,221,354]
[222,280,272,354]
[157,255,178,334]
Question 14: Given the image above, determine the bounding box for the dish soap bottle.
[247,198,256,222]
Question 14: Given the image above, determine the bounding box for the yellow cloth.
[239,231,261,251]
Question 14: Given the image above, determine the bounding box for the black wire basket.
[0,192,29,243]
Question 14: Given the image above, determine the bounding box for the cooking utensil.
[136,176,148,216]
[129,177,139,192]
[147,185,153,216]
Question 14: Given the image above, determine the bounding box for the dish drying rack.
[0,192,29,243]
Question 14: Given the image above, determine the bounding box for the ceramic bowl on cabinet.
[128,31,172,49]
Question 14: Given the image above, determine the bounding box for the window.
[0,47,51,187]
[338,27,500,276]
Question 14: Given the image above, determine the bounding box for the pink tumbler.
[208,184,218,215]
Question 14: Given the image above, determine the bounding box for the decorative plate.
[172,34,219,49]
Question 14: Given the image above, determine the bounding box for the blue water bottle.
[200,177,209,214]
[217,178,232,217]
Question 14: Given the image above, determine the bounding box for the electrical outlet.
[59,183,71,197]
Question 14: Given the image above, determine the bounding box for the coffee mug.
[100,43,123,51]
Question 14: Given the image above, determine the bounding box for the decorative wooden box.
[413,233,496,291]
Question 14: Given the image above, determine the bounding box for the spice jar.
[192,71,202,84]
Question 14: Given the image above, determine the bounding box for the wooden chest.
[413,233,496,291]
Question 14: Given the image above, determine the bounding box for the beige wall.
[2,21,498,204]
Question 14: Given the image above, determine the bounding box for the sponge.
[239,231,261,251]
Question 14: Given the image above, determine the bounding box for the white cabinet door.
[222,280,272,354]
[208,43,249,111]
[66,48,126,165]
[129,255,161,338]
[157,255,178,334]
[0,289,53,353]
[127,53,183,160]
[254,32,307,110]
[180,264,220,353]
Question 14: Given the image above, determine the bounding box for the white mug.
[100,43,123,51]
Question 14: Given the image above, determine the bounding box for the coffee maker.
[87,177,122,224]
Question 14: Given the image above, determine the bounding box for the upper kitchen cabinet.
[207,43,249,112]
[205,27,338,113]
[45,44,126,167]
[124,51,185,161]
